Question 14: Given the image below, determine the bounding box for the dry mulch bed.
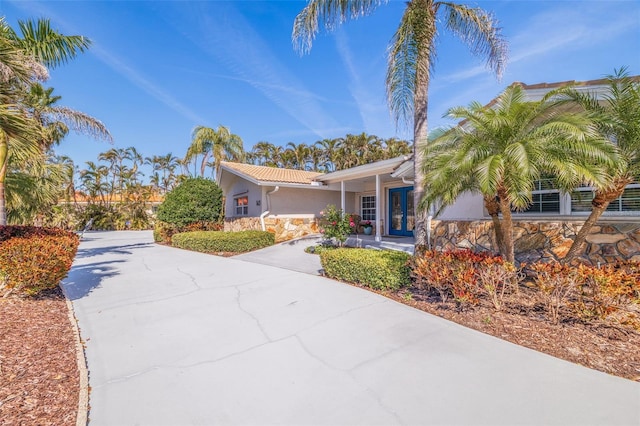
[0,287,79,426]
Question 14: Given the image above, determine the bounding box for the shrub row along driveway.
[64,231,639,425]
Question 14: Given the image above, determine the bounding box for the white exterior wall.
[439,192,486,220]
[267,187,353,218]
[222,175,263,218]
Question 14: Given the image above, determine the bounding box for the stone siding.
[225,217,319,243]
[430,219,640,265]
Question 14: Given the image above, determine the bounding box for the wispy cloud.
[164,2,341,141]
[334,29,390,134]
[435,2,638,86]
[7,0,208,125]
[90,45,208,124]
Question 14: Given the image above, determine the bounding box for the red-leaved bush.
[412,250,516,307]
[0,226,79,297]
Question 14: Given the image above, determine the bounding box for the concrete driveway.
[63,231,639,425]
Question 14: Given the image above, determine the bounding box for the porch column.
[340,181,346,213]
[375,174,382,242]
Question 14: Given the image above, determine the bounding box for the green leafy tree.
[421,84,615,262]
[156,177,224,228]
[293,0,507,248]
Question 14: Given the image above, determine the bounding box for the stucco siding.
[222,175,262,218]
[268,187,352,217]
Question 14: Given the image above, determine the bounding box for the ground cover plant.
[171,230,275,254]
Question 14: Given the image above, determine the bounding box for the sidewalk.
[64,231,640,425]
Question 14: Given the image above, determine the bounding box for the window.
[361,195,376,220]
[234,196,248,216]
[572,183,640,213]
[518,179,560,214]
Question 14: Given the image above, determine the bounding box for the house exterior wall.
[430,219,640,265]
[267,187,351,217]
[439,192,486,220]
[221,174,263,219]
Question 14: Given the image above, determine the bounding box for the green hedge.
[320,248,411,290]
[171,230,275,253]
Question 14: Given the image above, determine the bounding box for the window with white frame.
[361,195,376,220]
[517,178,560,214]
[234,196,248,216]
[571,183,640,213]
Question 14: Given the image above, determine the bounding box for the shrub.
[531,262,580,324]
[412,250,509,306]
[574,262,640,322]
[171,230,274,253]
[153,220,223,244]
[0,226,79,297]
[320,248,411,291]
[318,205,356,245]
[156,178,223,228]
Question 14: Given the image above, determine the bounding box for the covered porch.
[316,155,416,243]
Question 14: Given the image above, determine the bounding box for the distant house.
[217,76,639,251]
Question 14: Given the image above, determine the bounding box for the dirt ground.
[0,287,79,426]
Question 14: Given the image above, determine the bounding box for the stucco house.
[218,76,640,262]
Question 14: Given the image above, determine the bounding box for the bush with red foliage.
[0,226,79,297]
[412,249,513,306]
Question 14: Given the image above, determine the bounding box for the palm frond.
[292,0,385,54]
[440,2,508,79]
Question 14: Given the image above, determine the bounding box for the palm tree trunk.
[497,188,515,263]
[484,196,505,255]
[562,181,628,263]
[0,137,8,226]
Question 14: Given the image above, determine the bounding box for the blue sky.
[3,0,639,177]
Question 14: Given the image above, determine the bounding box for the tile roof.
[221,162,324,185]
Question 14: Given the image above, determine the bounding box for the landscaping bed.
[0,287,79,425]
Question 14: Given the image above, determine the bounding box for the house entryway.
[389,186,414,237]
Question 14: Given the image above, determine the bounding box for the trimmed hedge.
[0,226,79,296]
[153,220,223,244]
[320,248,411,290]
[171,230,275,253]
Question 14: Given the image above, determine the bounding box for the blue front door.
[389,187,414,236]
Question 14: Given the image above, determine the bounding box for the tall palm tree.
[557,68,640,261]
[185,125,244,178]
[293,0,507,247]
[0,18,105,225]
[421,84,616,262]
[22,83,111,151]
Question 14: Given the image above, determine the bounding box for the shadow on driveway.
[74,242,154,259]
[63,260,125,300]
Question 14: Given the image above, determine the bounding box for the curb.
[64,296,89,426]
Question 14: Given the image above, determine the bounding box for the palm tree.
[421,84,616,262]
[0,18,104,225]
[293,0,507,248]
[185,125,244,178]
[22,83,111,151]
[557,68,640,261]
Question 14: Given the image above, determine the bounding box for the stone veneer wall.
[225,217,319,243]
[430,219,640,265]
